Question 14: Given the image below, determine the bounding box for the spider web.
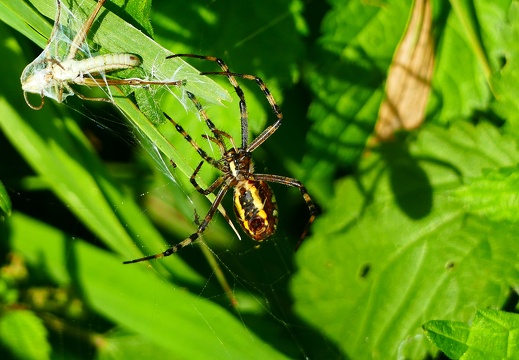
[20,0,128,105]
[20,0,229,118]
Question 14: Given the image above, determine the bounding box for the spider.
[123,54,317,264]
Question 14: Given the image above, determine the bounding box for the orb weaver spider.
[123,54,317,264]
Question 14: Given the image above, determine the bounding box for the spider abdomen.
[233,180,278,241]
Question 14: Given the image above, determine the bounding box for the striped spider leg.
[124,55,316,264]
[21,0,183,109]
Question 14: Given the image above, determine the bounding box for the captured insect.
[21,0,183,110]
[124,54,317,264]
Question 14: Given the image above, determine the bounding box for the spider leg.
[167,54,250,148]
[202,134,227,154]
[190,161,226,196]
[81,77,185,87]
[187,90,239,153]
[185,91,231,146]
[163,112,219,167]
[253,174,317,250]
[189,167,239,242]
[169,54,285,152]
[212,130,238,150]
[123,184,231,264]
[202,71,283,152]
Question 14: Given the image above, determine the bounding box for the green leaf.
[491,1,519,137]
[5,0,238,244]
[423,320,470,359]
[133,86,165,125]
[301,0,514,202]
[0,0,50,48]
[109,0,154,36]
[0,180,11,220]
[424,309,519,359]
[0,310,51,360]
[453,166,519,222]
[291,122,519,359]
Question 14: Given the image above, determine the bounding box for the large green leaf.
[292,122,519,359]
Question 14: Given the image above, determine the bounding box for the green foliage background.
[0,0,518,359]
